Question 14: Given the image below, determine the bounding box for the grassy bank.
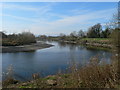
[78,38,112,49]
[40,37,112,49]
[80,38,111,44]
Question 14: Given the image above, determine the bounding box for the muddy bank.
[1,41,53,53]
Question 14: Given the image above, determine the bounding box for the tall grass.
[2,65,18,86]
[54,56,118,88]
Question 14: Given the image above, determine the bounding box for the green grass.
[79,38,112,45]
[43,76,56,80]
[82,37,105,41]
[19,86,27,88]
[60,74,70,78]
[85,45,111,51]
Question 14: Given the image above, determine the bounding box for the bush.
[2,32,36,46]
[63,56,119,88]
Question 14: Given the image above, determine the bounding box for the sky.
[0,2,118,36]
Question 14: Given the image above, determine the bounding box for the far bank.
[1,41,53,53]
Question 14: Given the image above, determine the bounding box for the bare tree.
[87,23,102,38]
[70,31,77,38]
[59,33,66,41]
[106,3,120,29]
[78,30,85,38]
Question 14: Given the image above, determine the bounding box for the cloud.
[2,2,116,35]
[3,4,37,11]
[27,8,115,35]
[3,8,115,35]
[2,3,53,16]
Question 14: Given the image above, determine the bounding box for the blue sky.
[0,2,118,35]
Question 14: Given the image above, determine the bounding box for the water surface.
[2,41,112,81]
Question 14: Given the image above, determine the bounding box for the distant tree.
[100,28,111,38]
[70,31,77,41]
[0,32,7,38]
[59,33,66,40]
[18,32,36,45]
[39,35,47,40]
[70,31,77,38]
[78,30,85,38]
[8,34,17,39]
[87,27,96,38]
[2,31,36,46]
[87,23,102,38]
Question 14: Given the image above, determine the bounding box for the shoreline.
[1,42,54,53]
[57,40,112,49]
[3,58,118,88]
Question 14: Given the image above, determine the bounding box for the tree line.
[1,32,36,46]
[60,23,113,39]
[38,23,114,41]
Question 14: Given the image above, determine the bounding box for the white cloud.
[2,2,116,35]
[2,3,53,16]
[3,4,37,11]
[28,8,116,35]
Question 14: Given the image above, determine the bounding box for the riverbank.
[1,41,54,53]
[79,38,112,49]
[3,56,119,88]
[40,38,112,49]
[56,38,112,49]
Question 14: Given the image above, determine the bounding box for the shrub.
[64,56,119,88]
[2,32,36,46]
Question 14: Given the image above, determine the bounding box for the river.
[2,41,112,81]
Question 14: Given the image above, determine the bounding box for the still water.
[2,41,112,81]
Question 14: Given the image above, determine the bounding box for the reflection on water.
[2,41,112,81]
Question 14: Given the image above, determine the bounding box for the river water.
[2,41,112,81]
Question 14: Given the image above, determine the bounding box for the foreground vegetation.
[2,56,119,88]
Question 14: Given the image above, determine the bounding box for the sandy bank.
[1,41,53,53]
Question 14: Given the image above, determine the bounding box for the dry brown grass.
[2,65,19,86]
[64,56,119,88]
